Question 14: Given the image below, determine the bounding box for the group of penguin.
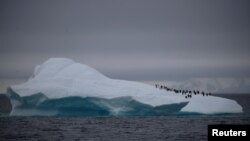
[155,84,212,99]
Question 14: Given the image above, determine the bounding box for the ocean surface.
[0,94,249,141]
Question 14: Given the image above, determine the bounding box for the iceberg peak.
[32,58,107,80]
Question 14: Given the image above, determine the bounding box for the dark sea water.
[0,94,249,141]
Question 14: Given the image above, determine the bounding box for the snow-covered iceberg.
[7,58,242,116]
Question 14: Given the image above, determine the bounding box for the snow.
[180,95,242,114]
[10,58,243,114]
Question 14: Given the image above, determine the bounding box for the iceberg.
[7,58,242,116]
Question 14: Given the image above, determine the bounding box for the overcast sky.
[0,0,250,81]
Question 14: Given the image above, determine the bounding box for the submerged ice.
[7,58,242,116]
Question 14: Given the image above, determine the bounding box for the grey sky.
[0,0,250,81]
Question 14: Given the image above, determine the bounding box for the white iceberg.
[8,58,242,116]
